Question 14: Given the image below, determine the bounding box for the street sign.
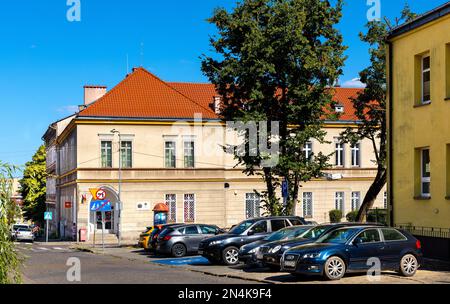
[90,200,112,212]
[282,179,289,198]
[44,212,53,221]
[65,201,72,208]
[96,189,107,200]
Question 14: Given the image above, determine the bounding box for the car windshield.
[13,225,28,231]
[228,220,256,235]
[264,226,310,241]
[18,228,32,232]
[300,226,330,239]
[316,227,357,244]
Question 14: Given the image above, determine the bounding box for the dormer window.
[335,105,344,113]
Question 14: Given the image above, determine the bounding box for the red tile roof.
[79,67,362,121]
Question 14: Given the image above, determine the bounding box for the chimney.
[84,85,107,105]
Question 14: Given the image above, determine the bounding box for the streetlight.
[110,129,122,246]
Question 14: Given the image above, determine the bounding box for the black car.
[238,225,315,265]
[156,224,224,257]
[198,216,306,265]
[259,222,385,269]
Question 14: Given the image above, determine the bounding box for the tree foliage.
[202,0,347,215]
[0,161,22,284]
[20,145,47,225]
[340,6,417,222]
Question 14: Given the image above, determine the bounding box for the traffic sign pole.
[46,219,49,243]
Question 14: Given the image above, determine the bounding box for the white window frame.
[100,140,113,168]
[183,140,195,168]
[183,193,196,223]
[164,140,177,168]
[421,55,431,104]
[335,192,345,214]
[421,148,431,197]
[303,141,313,160]
[165,194,177,223]
[335,138,344,167]
[302,192,313,218]
[351,143,361,167]
[245,192,261,219]
[351,191,361,211]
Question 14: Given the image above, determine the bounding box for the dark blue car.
[281,226,423,280]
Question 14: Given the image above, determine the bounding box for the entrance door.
[95,211,114,233]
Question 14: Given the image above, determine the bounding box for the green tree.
[202,0,346,215]
[340,6,417,222]
[20,145,47,225]
[0,161,22,283]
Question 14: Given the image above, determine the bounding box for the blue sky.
[0,0,447,172]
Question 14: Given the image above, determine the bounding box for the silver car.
[15,227,35,242]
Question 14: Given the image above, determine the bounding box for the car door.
[182,225,203,253]
[346,228,385,272]
[380,228,409,269]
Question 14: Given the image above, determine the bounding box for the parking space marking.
[152,256,211,266]
[37,247,50,251]
[53,247,64,250]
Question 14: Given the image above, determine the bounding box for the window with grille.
[245,193,260,219]
[351,192,361,211]
[165,141,176,168]
[184,194,195,222]
[165,194,177,222]
[120,141,132,168]
[302,192,313,218]
[335,192,345,213]
[101,141,112,168]
[184,141,195,168]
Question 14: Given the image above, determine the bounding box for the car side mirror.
[247,230,255,236]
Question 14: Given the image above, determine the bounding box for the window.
[183,194,195,222]
[183,225,199,235]
[351,192,361,211]
[335,192,345,214]
[335,105,344,113]
[351,143,360,167]
[165,194,177,223]
[101,141,112,168]
[200,225,217,235]
[165,141,176,168]
[381,228,407,242]
[245,193,260,219]
[422,55,431,104]
[120,141,132,168]
[335,139,344,167]
[271,219,287,231]
[354,229,381,244]
[302,142,313,160]
[183,141,195,168]
[251,220,267,234]
[302,192,313,218]
[289,219,303,226]
[383,191,387,209]
[421,148,431,197]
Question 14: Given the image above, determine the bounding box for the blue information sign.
[44,212,53,221]
[90,200,112,212]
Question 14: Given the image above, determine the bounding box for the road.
[17,242,253,284]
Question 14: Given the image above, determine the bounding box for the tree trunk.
[356,168,387,222]
[263,167,278,215]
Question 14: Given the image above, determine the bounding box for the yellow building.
[387,3,450,258]
[43,67,386,242]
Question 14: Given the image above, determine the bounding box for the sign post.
[44,212,53,243]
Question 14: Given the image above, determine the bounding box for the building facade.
[387,3,450,259]
[44,67,385,241]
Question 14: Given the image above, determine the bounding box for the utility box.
[79,228,87,242]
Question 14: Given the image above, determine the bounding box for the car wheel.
[399,254,418,277]
[323,256,346,280]
[222,246,239,265]
[172,243,187,257]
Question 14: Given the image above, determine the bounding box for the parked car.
[11,224,31,240]
[148,223,183,251]
[281,226,423,280]
[15,227,35,242]
[156,224,224,257]
[138,226,154,250]
[198,216,306,265]
[259,222,384,269]
[238,225,315,265]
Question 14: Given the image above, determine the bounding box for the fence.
[395,224,450,239]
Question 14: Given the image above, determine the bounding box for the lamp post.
[110,129,122,246]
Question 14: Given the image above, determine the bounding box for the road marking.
[37,247,49,251]
[53,247,64,250]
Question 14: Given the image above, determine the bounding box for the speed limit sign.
[96,189,106,200]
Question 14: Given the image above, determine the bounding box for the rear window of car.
[183,226,200,235]
[289,219,303,226]
[159,228,174,237]
[271,219,287,231]
[381,228,407,241]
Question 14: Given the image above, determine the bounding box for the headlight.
[209,240,223,246]
[302,253,320,259]
[270,245,282,253]
[249,247,259,254]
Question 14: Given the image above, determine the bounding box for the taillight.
[162,235,172,241]
[416,240,421,249]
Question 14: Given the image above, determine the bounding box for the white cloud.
[57,105,79,114]
[341,78,366,88]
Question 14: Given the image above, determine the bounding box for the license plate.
[198,250,203,255]
[284,261,296,268]
[256,252,263,260]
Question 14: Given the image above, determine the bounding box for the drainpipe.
[387,40,394,227]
